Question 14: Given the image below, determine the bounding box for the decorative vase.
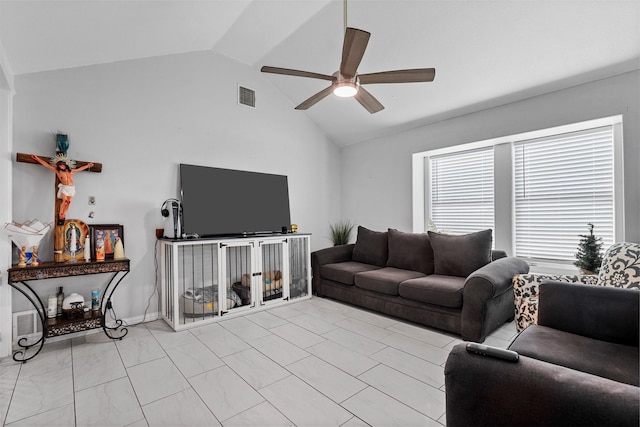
[113,237,124,259]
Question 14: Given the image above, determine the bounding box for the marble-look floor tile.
[165,340,225,378]
[73,345,127,391]
[379,332,449,365]
[322,328,386,356]
[249,334,309,366]
[342,386,440,427]
[5,366,73,424]
[126,418,149,427]
[308,298,354,315]
[0,362,21,424]
[297,302,351,323]
[116,334,166,368]
[142,388,220,426]
[189,366,264,422]
[72,334,117,359]
[127,357,190,406]
[341,415,373,426]
[386,321,456,348]
[307,340,379,376]
[147,325,197,350]
[195,324,251,358]
[6,403,75,427]
[222,348,290,389]
[17,341,71,378]
[267,305,304,319]
[245,311,289,329]
[286,355,367,403]
[346,307,399,328]
[358,364,446,420]
[223,401,293,426]
[287,313,339,335]
[335,318,395,341]
[270,323,325,349]
[75,377,144,427]
[260,375,352,427]
[219,317,271,341]
[483,335,512,349]
[371,346,445,388]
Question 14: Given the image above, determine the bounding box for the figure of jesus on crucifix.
[30,153,94,225]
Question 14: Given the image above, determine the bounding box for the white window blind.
[514,126,614,261]
[430,147,494,235]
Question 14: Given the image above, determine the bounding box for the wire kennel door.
[161,240,221,330]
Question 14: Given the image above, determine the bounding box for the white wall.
[11,50,342,319]
[0,38,15,357]
[342,70,640,244]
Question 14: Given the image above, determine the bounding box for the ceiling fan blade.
[295,86,335,110]
[359,68,436,84]
[340,27,370,77]
[354,87,384,114]
[261,66,335,82]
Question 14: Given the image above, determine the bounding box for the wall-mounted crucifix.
[16,134,102,262]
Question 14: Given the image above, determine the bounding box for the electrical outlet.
[89,196,95,205]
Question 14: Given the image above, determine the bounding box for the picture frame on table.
[90,224,124,260]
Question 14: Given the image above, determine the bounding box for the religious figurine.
[56,133,69,155]
[30,154,94,225]
[113,237,125,259]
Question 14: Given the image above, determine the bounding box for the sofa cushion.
[321,262,382,286]
[509,325,639,387]
[352,226,389,267]
[398,275,465,308]
[386,229,435,275]
[354,267,425,296]
[428,229,493,277]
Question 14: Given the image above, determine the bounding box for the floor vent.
[238,85,256,108]
[13,310,42,345]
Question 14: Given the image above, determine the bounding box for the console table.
[7,258,130,362]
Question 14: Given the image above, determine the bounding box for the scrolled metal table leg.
[9,281,47,363]
[100,270,130,340]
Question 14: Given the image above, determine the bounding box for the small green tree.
[574,223,603,274]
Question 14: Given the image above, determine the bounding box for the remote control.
[465,342,519,362]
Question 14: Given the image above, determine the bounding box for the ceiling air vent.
[238,85,256,108]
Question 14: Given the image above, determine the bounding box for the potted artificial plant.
[575,223,603,275]
[329,220,355,246]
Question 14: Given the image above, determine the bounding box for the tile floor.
[0,297,518,427]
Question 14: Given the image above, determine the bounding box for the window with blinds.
[514,126,614,261]
[430,147,494,235]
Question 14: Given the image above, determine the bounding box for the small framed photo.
[90,224,124,259]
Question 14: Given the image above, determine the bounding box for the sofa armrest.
[445,343,639,427]
[311,244,355,296]
[538,281,639,346]
[461,257,529,341]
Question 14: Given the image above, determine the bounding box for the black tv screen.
[180,164,291,237]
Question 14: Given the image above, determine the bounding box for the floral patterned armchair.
[513,242,640,331]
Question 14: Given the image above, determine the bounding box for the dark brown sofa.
[444,281,639,426]
[311,227,529,342]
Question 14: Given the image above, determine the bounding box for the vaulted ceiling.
[1,0,638,146]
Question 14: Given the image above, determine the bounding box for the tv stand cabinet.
[160,234,311,331]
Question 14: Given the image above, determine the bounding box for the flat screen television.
[180,164,291,238]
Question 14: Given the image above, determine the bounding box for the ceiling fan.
[260,1,435,114]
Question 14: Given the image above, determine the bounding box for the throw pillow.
[428,229,493,277]
[597,242,640,289]
[386,229,434,275]
[352,226,389,267]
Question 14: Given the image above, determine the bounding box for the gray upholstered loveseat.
[311,227,529,342]
[444,281,639,426]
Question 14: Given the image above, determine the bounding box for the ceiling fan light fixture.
[333,81,358,97]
